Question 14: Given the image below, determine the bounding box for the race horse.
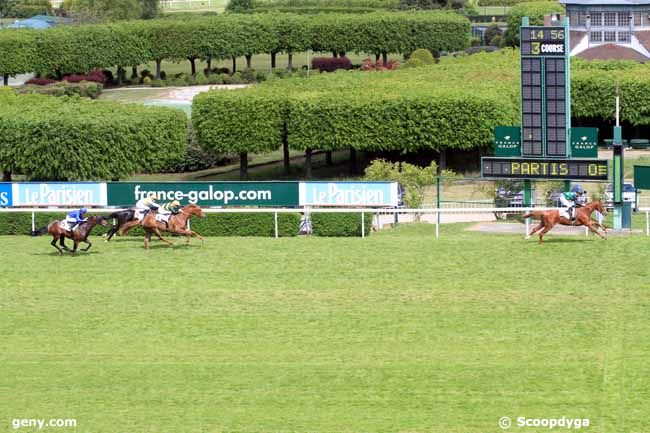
[140,204,205,250]
[104,209,137,241]
[523,200,608,243]
[32,215,108,254]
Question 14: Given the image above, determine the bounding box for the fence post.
[31,211,35,233]
[361,212,365,238]
[646,211,649,236]
[525,214,529,238]
[274,211,278,238]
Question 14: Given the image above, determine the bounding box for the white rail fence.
[5,206,641,239]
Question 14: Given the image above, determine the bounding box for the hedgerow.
[0,212,374,237]
[0,12,470,78]
[0,89,187,180]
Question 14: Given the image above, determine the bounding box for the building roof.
[560,0,650,4]
[577,43,649,60]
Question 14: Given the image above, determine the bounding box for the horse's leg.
[83,239,92,251]
[144,231,152,250]
[51,236,63,255]
[153,226,174,246]
[105,224,119,242]
[585,220,607,240]
[118,220,140,236]
[59,235,70,251]
[72,240,79,255]
[538,221,554,244]
[528,221,544,238]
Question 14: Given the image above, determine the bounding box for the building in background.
[562,0,650,60]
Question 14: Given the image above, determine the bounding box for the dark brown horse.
[141,204,205,250]
[523,200,608,243]
[32,215,108,254]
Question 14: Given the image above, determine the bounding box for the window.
[618,31,631,42]
[618,12,631,26]
[604,12,617,27]
[591,12,603,26]
[578,12,587,26]
[634,12,642,26]
[591,31,602,42]
[604,31,616,41]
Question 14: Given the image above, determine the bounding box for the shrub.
[142,76,152,85]
[25,77,57,86]
[225,0,253,13]
[365,159,440,208]
[484,23,502,44]
[159,70,167,80]
[0,88,187,180]
[360,58,399,71]
[240,68,257,83]
[408,48,435,64]
[62,69,107,84]
[311,56,353,73]
[192,72,208,85]
[311,213,373,237]
[16,81,103,99]
[404,57,425,68]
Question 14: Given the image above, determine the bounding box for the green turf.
[1,223,649,432]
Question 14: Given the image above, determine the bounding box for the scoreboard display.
[520,26,569,158]
[482,157,608,180]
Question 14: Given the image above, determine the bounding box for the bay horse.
[523,200,608,243]
[32,215,108,254]
[141,204,205,250]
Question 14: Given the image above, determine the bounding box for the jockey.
[559,185,584,220]
[65,207,88,232]
[160,200,182,215]
[134,193,160,221]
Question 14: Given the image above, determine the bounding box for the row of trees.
[0,11,470,83]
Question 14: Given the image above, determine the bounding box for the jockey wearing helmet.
[65,207,88,232]
[135,192,160,221]
[156,200,182,225]
[559,185,585,220]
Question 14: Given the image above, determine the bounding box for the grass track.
[1,224,649,432]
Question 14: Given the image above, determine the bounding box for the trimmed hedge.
[504,1,564,46]
[311,212,373,236]
[0,89,187,180]
[193,50,519,155]
[0,212,372,237]
[0,12,470,78]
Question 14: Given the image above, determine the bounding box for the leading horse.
[141,204,205,250]
[32,215,108,254]
[523,200,608,243]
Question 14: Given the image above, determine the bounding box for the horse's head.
[183,203,205,218]
[592,200,608,216]
[88,215,109,226]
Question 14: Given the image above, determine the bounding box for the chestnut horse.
[523,200,608,243]
[141,204,205,249]
[32,215,108,254]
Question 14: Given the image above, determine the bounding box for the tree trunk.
[206,57,212,75]
[439,148,447,171]
[271,52,277,70]
[283,123,290,175]
[189,57,196,76]
[304,149,313,179]
[375,53,380,63]
[232,56,237,73]
[326,150,333,166]
[117,66,125,85]
[382,51,388,65]
[239,152,248,180]
[245,54,252,69]
[339,51,346,58]
[2,170,11,181]
[349,147,357,174]
[131,66,138,79]
[3,74,8,86]
[287,52,293,70]
[155,60,162,79]
[332,51,337,58]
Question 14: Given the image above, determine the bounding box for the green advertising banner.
[570,127,598,158]
[634,165,650,190]
[494,126,521,157]
[107,182,299,207]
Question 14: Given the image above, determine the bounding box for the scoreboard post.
[482,15,607,204]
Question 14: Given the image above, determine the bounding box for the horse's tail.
[108,209,134,220]
[31,224,50,236]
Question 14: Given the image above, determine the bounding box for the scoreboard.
[482,18,608,181]
[520,26,569,157]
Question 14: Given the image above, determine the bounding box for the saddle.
[155,213,171,225]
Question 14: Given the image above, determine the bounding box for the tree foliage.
[0,89,186,180]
